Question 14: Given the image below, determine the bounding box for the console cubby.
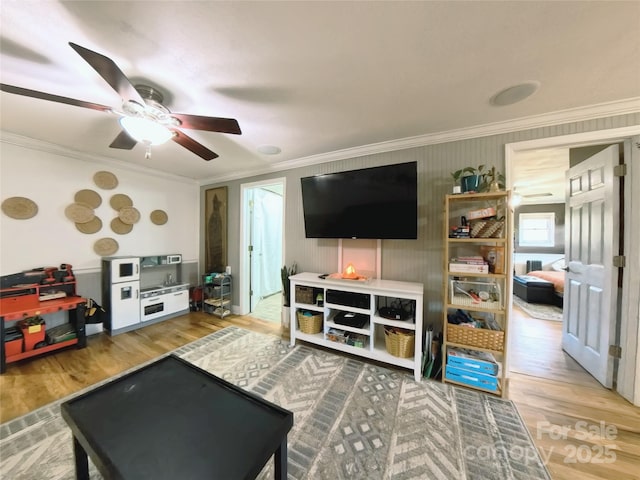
[289,272,424,380]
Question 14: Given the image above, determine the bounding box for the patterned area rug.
[513,295,563,322]
[0,327,550,479]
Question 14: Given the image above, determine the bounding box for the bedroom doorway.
[505,127,640,404]
[239,178,285,323]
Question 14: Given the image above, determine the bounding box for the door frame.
[505,125,640,406]
[238,177,286,316]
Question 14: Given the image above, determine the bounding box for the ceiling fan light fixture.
[119,116,173,145]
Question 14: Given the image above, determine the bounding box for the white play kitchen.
[102,255,190,335]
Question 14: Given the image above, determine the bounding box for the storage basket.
[297,310,323,334]
[295,286,314,304]
[447,324,504,351]
[470,219,505,238]
[384,327,415,358]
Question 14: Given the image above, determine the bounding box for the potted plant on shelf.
[451,165,505,193]
[280,262,297,328]
[480,165,505,192]
[451,165,486,193]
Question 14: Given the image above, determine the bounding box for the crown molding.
[275,97,640,169]
[199,97,640,185]
[2,96,638,187]
[0,132,198,185]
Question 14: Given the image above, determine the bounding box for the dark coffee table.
[61,354,293,480]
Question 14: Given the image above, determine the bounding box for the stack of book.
[448,225,470,238]
[449,256,489,274]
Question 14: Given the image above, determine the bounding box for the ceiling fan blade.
[109,130,137,150]
[170,113,241,135]
[0,83,112,112]
[172,130,219,161]
[69,42,144,104]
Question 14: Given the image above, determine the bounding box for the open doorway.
[509,147,588,384]
[506,127,640,405]
[240,179,285,324]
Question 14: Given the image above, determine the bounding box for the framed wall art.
[205,186,228,273]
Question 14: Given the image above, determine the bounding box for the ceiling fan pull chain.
[145,145,152,160]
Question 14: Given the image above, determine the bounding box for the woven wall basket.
[110,194,133,210]
[111,217,133,235]
[118,206,140,225]
[65,203,95,224]
[76,217,102,234]
[1,197,38,219]
[150,209,168,225]
[94,237,119,256]
[93,171,118,190]
[74,189,102,209]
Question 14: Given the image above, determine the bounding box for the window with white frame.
[518,212,555,247]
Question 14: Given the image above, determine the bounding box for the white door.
[562,145,619,387]
[250,188,283,303]
[245,184,284,312]
[110,281,140,330]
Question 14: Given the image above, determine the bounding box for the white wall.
[0,142,199,275]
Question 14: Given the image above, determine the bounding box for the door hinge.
[613,255,626,268]
[248,245,253,252]
[609,345,622,358]
[614,164,627,177]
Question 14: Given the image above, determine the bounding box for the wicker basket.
[447,324,504,351]
[470,219,505,238]
[297,310,323,334]
[384,327,415,358]
[295,286,314,304]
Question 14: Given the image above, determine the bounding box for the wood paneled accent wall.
[201,113,640,329]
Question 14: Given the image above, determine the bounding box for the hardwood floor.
[1,310,638,479]
[0,312,283,423]
[508,304,640,480]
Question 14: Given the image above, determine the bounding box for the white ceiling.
[1,1,639,185]
[512,148,569,205]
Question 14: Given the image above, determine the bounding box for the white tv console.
[289,272,424,381]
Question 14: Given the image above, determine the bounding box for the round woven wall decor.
[118,206,140,225]
[93,171,118,190]
[65,202,95,223]
[111,217,133,235]
[94,237,119,256]
[1,197,38,219]
[110,193,133,210]
[74,189,102,209]
[75,216,103,234]
[150,209,168,225]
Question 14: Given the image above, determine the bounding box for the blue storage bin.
[447,347,498,376]
[445,365,499,392]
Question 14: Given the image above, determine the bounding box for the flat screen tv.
[300,161,418,239]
